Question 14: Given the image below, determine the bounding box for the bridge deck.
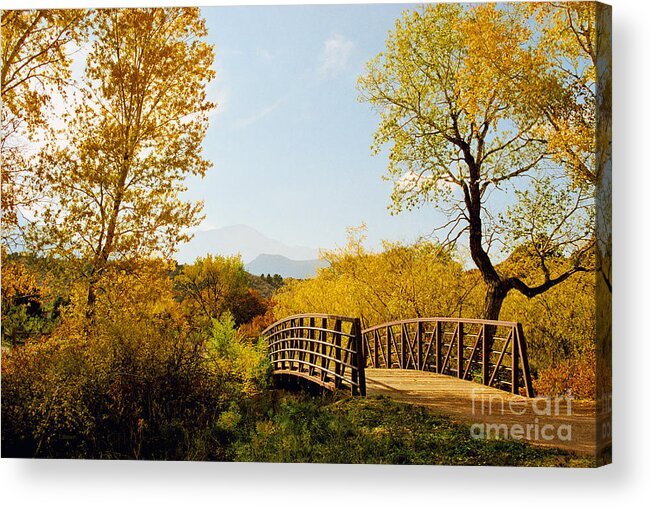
[365,369,606,455]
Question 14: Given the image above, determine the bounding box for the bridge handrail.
[362,316,519,334]
[262,313,361,336]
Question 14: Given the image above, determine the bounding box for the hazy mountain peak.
[176,224,320,264]
[245,254,328,279]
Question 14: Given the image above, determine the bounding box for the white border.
[2,0,650,504]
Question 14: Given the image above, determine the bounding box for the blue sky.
[185,3,447,253]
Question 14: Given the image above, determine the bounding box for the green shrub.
[1,262,271,459]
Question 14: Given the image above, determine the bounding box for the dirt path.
[365,368,609,456]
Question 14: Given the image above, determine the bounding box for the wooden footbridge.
[262,314,605,455]
[263,313,534,398]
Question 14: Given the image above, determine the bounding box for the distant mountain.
[176,224,319,264]
[245,254,328,279]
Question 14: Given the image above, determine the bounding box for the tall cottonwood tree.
[1,9,89,247]
[30,8,215,310]
[358,3,595,320]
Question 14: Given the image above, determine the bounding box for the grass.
[234,392,595,467]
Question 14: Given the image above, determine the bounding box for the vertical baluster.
[511,324,519,394]
[417,321,423,370]
[267,326,273,373]
[482,323,489,386]
[308,317,315,376]
[350,322,358,394]
[458,322,464,379]
[292,319,301,370]
[276,322,286,370]
[400,323,407,368]
[350,319,359,394]
[321,317,328,383]
[354,318,366,396]
[386,325,392,368]
[333,319,342,388]
[516,323,534,397]
[283,318,288,371]
[290,318,296,370]
[284,320,288,371]
[284,318,289,371]
[374,329,379,367]
[435,321,442,373]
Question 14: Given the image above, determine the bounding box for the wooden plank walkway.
[365,368,607,456]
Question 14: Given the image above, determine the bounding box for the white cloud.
[233,99,283,130]
[206,83,227,122]
[317,34,354,79]
[205,58,229,123]
[395,170,457,193]
[396,170,433,192]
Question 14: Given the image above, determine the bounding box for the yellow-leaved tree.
[358,3,597,321]
[174,254,268,330]
[27,8,215,315]
[1,9,89,247]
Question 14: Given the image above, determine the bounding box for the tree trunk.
[482,281,510,371]
[83,156,130,331]
[483,281,509,322]
[83,268,100,333]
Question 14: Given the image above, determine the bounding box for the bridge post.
[511,324,519,394]
[308,317,315,376]
[290,317,296,371]
[516,323,535,397]
[400,324,407,369]
[417,321,423,370]
[482,323,489,386]
[281,319,287,372]
[458,322,464,379]
[298,316,305,373]
[373,329,379,367]
[333,319,342,388]
[320,317,328,384]
[435,321,442,373]
[386,325,392,369]
[352,318,366,396]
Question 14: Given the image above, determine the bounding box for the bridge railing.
[262,314,366,396]
[362,318,534,397]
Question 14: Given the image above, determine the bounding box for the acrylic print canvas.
[1,1,611,466]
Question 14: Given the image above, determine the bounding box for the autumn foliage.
[1,257,270,459]
[1,3,607,461]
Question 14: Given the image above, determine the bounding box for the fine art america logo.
[469,389,574,442]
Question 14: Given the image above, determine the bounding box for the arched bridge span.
[262,314,534,398]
